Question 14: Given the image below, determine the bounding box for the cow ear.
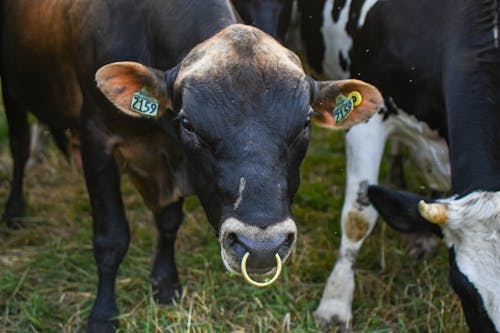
[311,79,383,130]
[95,61,173,118]
[367,185,444,238]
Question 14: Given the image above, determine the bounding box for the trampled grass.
[0,116,467,332]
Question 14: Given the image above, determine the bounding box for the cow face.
[96,24,382,278]
[232,0,294,42]
[368,185,500,332]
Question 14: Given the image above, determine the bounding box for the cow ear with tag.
[96,61,172,118]
[311,79,383,130]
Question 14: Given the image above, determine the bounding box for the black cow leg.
[151,199,183,304]
[81,115,129,333]
[2,86,30,228]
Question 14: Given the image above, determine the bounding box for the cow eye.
[305,114,311,128]
[304,110,314,128]
[181,116,194,133]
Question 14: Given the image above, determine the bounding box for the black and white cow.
[0,0,382,331]
[297,0,499,332]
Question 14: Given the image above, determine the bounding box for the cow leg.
[151,199,183,303]
[81,114,129,333]
[2,87,30,227]
[26,122,47,169]
[314,113,390,332]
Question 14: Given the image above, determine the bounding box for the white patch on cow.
[219,217,296,274]
[314,256,354,330]
[358,0,379,28]
[27,122,47,169]
[233,177,246,209]
[388,108,451,191]
[437,191,500,329]
[321,0,353,79]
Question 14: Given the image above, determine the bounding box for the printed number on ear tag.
[130,88,159,116]
[332,91,362,124]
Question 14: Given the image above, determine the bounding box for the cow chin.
[219,217,297,275]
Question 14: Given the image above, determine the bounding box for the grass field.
[0,101,468,332]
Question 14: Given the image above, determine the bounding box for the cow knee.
[93,233,130,271]
[343,210,371,242]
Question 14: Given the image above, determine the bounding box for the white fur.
[233,177,247,209]
[388,108,450,192]
[438,191,500,329]
[358,0,379,28]
[321,0,353,79]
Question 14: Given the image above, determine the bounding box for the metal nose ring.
[241,252,282,288]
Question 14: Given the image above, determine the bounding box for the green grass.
[0,118,467,332]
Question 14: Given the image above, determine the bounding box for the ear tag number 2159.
[130,88,159,116]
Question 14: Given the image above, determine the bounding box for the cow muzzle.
[219,217,297,286]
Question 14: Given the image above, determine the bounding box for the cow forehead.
[175,24,304,88]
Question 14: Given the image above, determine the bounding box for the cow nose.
[226,233,294,271]
[219,217,297,275]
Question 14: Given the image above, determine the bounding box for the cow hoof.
[152,281,182,304]
[87,317,118,333]
[314,300,353,333]
[2,215,24,229]
[2,200,24,229]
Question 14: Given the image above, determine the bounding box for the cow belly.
[388,110,451,192]
[113,135,192,213]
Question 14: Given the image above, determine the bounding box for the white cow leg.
[314,113,390,331]
[26,122,46,169]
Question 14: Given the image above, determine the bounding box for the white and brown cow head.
[95,24,382,282]
[368,185,500,332]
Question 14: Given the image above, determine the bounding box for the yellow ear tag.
[348,91,362,107]
[333,91,362,124]
[130,88,159,116]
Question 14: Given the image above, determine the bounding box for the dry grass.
[0,114,467,332]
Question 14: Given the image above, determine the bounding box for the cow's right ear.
[95,61,173,118]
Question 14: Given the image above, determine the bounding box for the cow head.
[231,0,294,42]
[368,185,500,332]
[95,24,382,281]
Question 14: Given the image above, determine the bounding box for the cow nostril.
[285,233,295,247]
[225,232,237,247]
[224,232,246,258]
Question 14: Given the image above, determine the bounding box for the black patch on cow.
[367,185,443,238]
[338,51,348,71]
[331,0,347,23]
[346,0,364,36]
[298,0,327,75]
[449,248,498,333]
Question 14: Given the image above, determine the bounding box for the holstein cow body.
[1,0,382,331]
[297,0,499,331]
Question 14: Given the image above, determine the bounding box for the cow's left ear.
[95,61,173,118]
[311,79,383,130]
